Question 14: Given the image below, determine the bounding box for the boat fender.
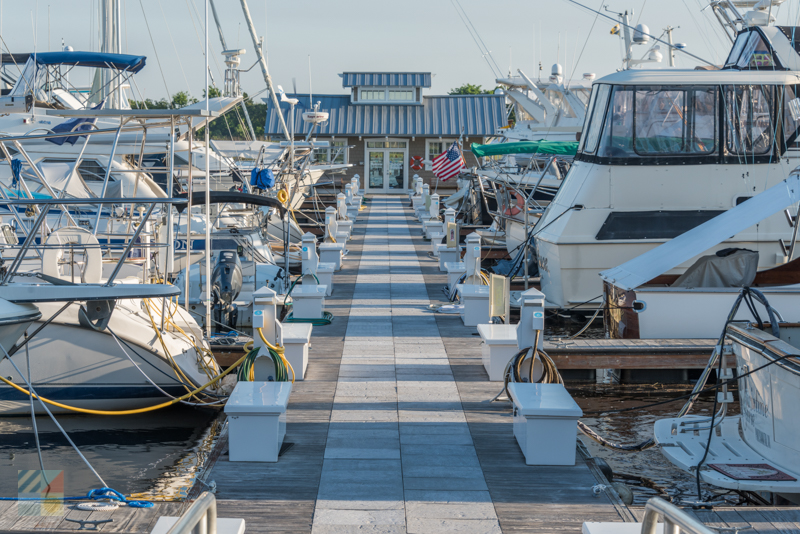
[503,191,524,216]
[78,299,116,331]
[593,457,614,481]
[611,482,634,505]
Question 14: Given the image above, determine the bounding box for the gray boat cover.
[671,249,758,288]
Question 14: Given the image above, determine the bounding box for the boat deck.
[0,195,776,533]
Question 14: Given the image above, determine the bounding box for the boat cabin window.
[594,85,717,158]
[41,158,110,182]
[723,85,774,155]
[724,29,780,70]
[783,85,800,148]
[580,84,610,154]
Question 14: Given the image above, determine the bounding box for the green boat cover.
[470,140,578,158]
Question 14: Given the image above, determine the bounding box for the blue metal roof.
[264,94,506,137]
[340,72,432,88]
[33,51,146,73]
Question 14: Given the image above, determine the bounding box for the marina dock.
[3,196,800,533]
[201,196,627,533]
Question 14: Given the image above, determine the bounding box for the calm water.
[572,384,741,505]
[0,406,222,501]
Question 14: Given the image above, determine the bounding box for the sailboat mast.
[205,0,212,339]
[239,0,290,141]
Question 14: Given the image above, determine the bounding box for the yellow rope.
[256,327,294,383]
[0,351,249,415]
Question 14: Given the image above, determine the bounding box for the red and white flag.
[432,141,466,181]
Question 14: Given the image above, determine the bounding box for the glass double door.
[366,140,407,192]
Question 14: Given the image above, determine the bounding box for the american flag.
[432,141,465,181]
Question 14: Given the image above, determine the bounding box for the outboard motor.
[211,250,243,333]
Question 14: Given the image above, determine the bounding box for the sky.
[4,0,800,102]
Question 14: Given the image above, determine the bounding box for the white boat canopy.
[599,173,800,291]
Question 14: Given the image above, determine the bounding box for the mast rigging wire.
[562,0,716,66]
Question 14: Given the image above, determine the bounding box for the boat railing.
[165,491,217,534]
[0,197,186,286]
[640,497,714,534]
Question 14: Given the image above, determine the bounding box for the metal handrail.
[641,497,714,534]
[165,491,217,534]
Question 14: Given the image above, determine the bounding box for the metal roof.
[264,94,506,137]
[341,72,432,88]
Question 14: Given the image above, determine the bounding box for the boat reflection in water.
[0,406,221,500]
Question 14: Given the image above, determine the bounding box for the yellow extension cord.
[0,350,250,416]
[256,327,295,383]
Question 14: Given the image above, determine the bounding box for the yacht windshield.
[724,85,775,155]
[595,85,717,158]
[579,83,784,163]
[724,29,780,70]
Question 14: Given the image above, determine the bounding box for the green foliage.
[130,87,268,140]
[448,83,494,95]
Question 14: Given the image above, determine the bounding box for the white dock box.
[477,324,519,381]
[225,381,292,462]
[281,323,313,380]
[290,284,327,320]
[460,284,490,326]
[508,383,582,466]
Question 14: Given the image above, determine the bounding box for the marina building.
[263,71,506,193]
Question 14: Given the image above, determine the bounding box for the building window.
[361,90,385,101]
[315,140,348,164]
[389,90,413,101]
[367,140,408,149]
[425,139,457,169]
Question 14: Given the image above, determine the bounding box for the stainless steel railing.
[641,497,715,534]
[165,492,217,534]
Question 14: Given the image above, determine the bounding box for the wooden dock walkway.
[3,194,794,534]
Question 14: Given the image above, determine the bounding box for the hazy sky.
[5,0,800,101]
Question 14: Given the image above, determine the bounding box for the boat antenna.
[562,0,716,67]
[308,55,313,111]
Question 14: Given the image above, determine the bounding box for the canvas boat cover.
[32,51,146,73]
[470,140,578,158]
[671,249,759,288]
[600,174,800,291]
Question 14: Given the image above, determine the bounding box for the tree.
[171,91,192,108]
[131,87,269,140]
[449,83,494,95]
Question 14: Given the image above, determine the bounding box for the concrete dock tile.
[325,436,400,449]
[399,433,474,445]
[324,448,401,459]
[400,453,480,468]
[327,427,399,439]
[404,501,497,520]
[401,465,484,479]
[399,423,471,435]
[406,518,501,534]
[404,490,493,504]
[312,525,406,534]
[403,477,488,491]
[314,500,404,511]
[313,509,406,526]
[330,411,399,423]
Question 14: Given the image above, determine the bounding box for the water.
[0,406,222,501]
[572,384,741,505]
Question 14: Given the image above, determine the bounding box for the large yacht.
[535,19,800,309]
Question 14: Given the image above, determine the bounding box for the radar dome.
[633,24,650,44]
